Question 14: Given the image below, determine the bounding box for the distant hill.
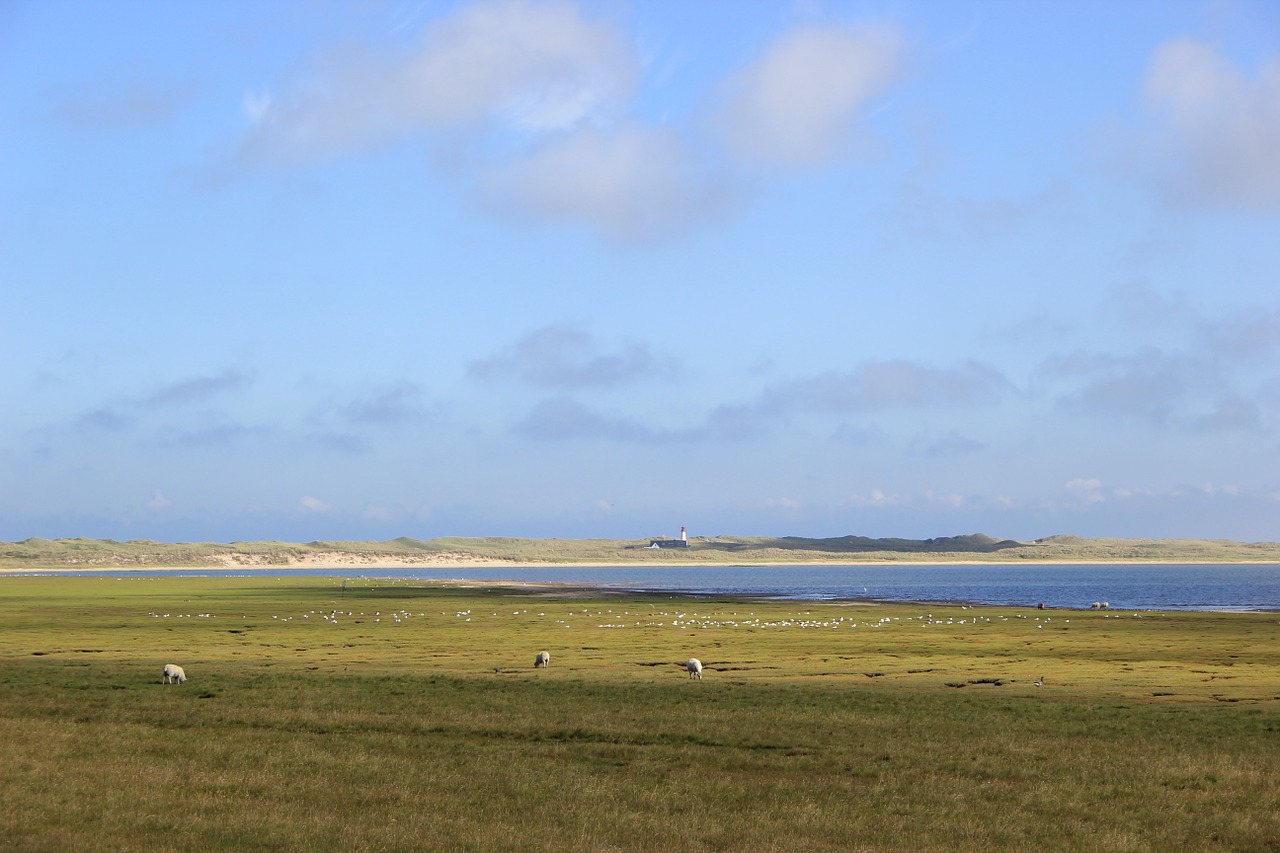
[2,533,1279,568]
[690,533,1025,554]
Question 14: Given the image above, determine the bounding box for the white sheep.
[1101,601,1110,610]
[1090,602,1101,610]
[162,664,186,684]
[686,658,703,679]
[534,651,550,668]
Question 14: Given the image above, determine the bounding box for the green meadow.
[1,576,1277,851]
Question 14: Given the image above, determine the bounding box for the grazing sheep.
[1101,601,1110,610]
[686,658,703,679]
[1090,602,1101,610]
[534,651,550,668]
[162,664,186,684]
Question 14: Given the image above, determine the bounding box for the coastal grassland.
[1,577,1277,851]
[5,533,1280,567]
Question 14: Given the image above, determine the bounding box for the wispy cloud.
[1064,477,1105,505]
[238,0,638,164]
[75,406,136,433]
[66,366,254,438]
[889,179,1071,242]
[513,397,659,442]
[338,382,430,425]
[302,382,439,453]
[157,421,271,448]
[143,369,254,408]
[311,432,371,455]
[74,368,255,433]
[758,360,1013,414]
[1195,305,1280,363]
[1044,347,1267,432]
[510,357,1012,445]
[470,325,671,388]
[911,430,986,459]
[1134,38,1280,212]
[481,122,736,242]
[298,495,333,513]
[1038,287,1278,433]
[50,64,195,130]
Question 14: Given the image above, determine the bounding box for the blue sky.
[3,0,1278,543]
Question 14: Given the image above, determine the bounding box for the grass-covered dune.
[1,576,1277,850]
[4,532,1280,568]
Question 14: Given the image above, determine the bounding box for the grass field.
[1,576,1277,851]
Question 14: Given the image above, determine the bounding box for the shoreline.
[2,570,1274,613]
[4,564,1275,611]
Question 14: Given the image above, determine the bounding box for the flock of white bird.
[152,600,1136,686]
[145,605,1138,632]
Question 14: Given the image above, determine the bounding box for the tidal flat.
[1,576,1277,851]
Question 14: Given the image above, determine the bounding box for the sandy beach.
[6,554,1279,574]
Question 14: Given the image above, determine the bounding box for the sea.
[9,562,1279,611]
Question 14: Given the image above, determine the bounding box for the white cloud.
[298,495,333,513]
[240,0,637,164]
[1138,39,1280,212]
[228,4,917,242]
[710,23,904,170]
[403,0,637,132]
[849,488,904,508]
[1064,478,1105,504]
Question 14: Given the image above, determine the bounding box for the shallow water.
[9,562,1279,611]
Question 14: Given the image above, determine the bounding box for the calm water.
[10,563,1279,611]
